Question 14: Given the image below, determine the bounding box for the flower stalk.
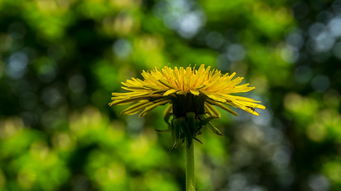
[186,137,195,191]
[171,112,200,190]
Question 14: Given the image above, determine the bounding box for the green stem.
[186,138,195,191]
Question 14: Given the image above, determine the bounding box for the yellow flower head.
[109,65,265,119]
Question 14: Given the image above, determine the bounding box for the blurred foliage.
[0,0,340,191]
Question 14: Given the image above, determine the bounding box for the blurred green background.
[0,0,340,190]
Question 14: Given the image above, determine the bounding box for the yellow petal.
[223,95,261,103]
[190,90,200,95]
[207,94,226,102]
[204,103,221,118]
[139,100,170,117]
[163,89,177,96]
[122,100,151,115]
[207,100,238,116]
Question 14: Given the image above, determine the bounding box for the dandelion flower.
[109,64,265,119]
[109,64,266,191]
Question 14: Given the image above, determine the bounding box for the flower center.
[171,94,206,118]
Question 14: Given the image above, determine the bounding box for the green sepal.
[165,112,220,148]
[155,128,170,133]
[208,122,223,136]
[193,137,203,144]
[163,104,173,126]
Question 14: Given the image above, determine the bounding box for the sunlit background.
[0,0,340,190]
